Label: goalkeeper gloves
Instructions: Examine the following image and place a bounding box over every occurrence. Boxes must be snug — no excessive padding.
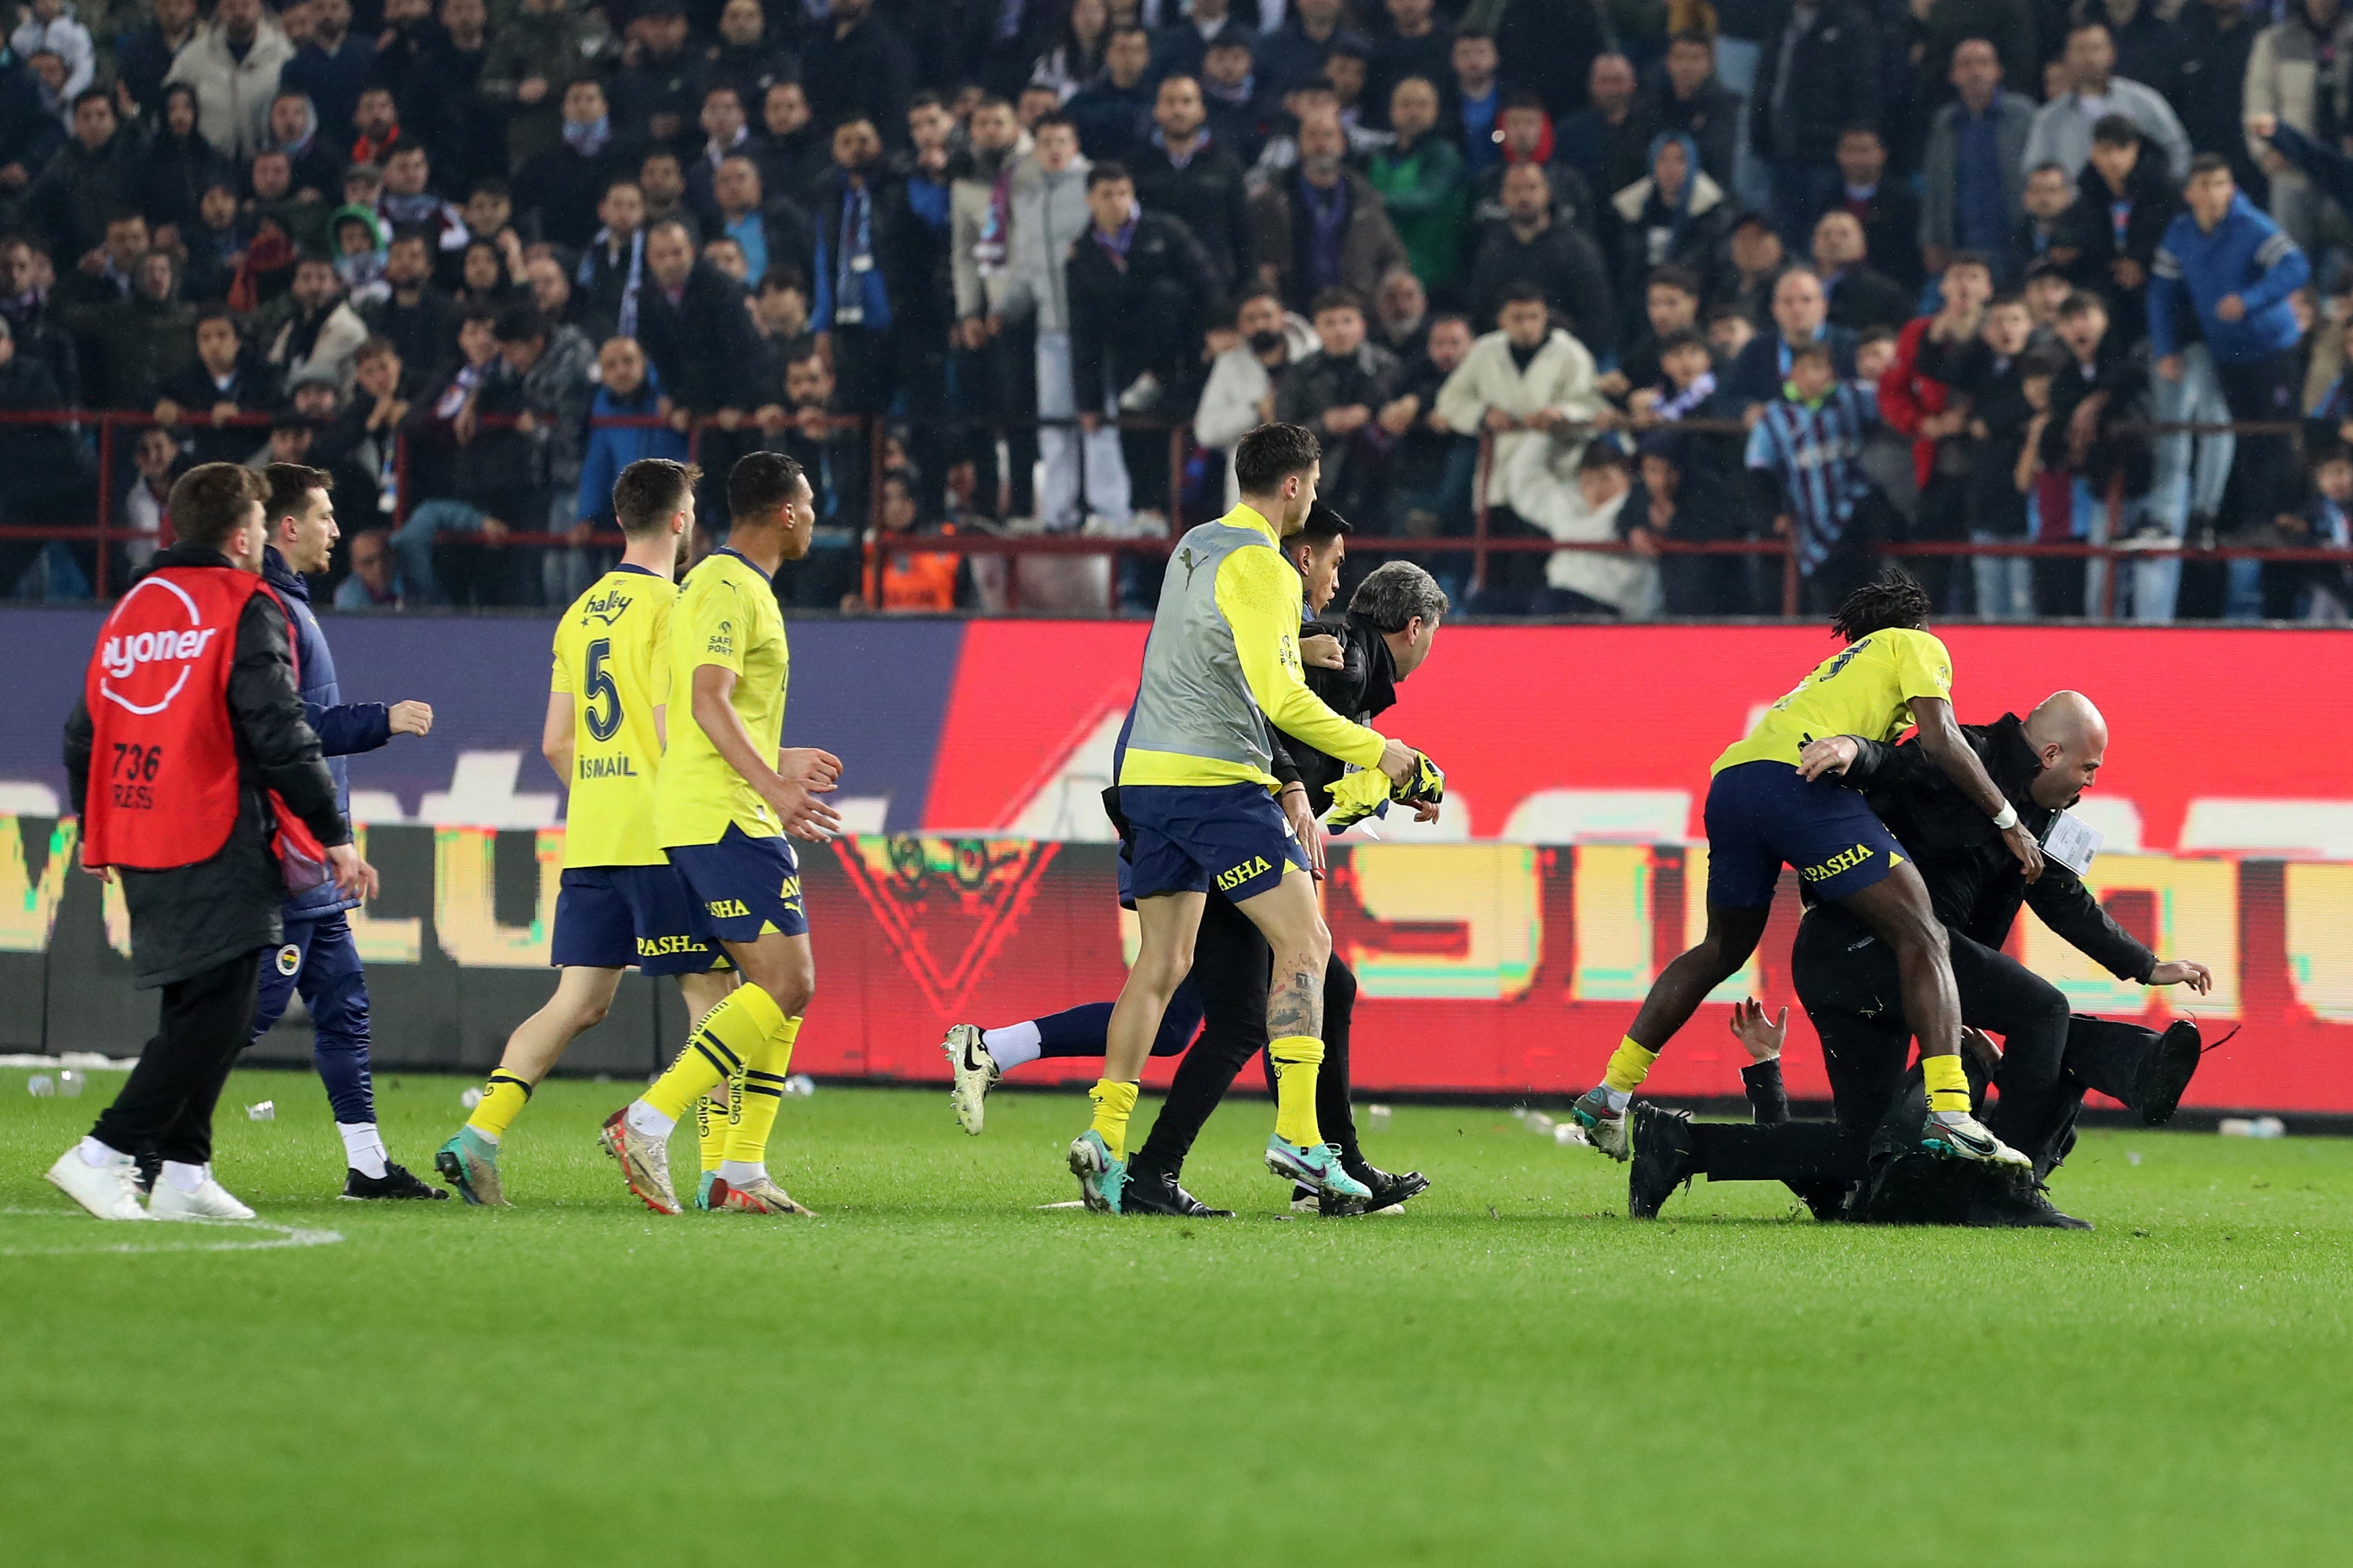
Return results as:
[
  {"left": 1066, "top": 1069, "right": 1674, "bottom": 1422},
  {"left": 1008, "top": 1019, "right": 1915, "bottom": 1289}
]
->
[{"left": 1324, "top": 750, "right": 1446, "bottom": 831}]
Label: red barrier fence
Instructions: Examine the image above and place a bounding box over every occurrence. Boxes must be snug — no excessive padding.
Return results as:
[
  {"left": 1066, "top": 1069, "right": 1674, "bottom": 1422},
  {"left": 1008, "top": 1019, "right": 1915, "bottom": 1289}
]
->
[{"left": 5, "top": 410, "right": 2350, "bottom": 615}]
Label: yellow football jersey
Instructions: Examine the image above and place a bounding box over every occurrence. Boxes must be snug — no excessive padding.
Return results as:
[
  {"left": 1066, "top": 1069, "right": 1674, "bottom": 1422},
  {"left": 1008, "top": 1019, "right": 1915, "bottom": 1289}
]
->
[
  {"left": 655, "top": 547, "right": 790, "bottom": 848},
  {"left": 1713, "top": 626, "right": 1954, "bottom": 774},
  {"left": 551, "top": 566, "right": 675, "bottom": 868}
]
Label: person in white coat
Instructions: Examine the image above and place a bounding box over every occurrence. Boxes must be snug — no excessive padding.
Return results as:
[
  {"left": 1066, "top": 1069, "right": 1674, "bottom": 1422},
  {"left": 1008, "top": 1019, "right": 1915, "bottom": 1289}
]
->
[
  {"left": 1194, "top": 286, "right": 1319, "bottom": 507},
  {"left": 1523, "top": 440, "right": 1656, "bottom": 618},
  {"left": 1433, "top": 283, "right": 1606, "bottom": 611},
  {"left": 998, "top": 111, "right": 1129, "bottom": 532},
  {"left": 9, "top": 0, "right": 94, "bottom": 105},
  {"left": 164, "top": 0, "right": 294, "bottom": 163}
]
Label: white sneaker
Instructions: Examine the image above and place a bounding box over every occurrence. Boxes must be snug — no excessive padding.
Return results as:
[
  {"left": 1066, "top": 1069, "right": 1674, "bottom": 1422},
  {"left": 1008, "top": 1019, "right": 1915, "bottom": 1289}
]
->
[
  {"left": 147, "top": 1170, "right": 258, "bottom": 1221},
  {"left": 942, "top": 1023, "right": 998, "bottom": 1135},
  {"left": 45, "top": 1145, "right": 152, "bottom": 1221}
]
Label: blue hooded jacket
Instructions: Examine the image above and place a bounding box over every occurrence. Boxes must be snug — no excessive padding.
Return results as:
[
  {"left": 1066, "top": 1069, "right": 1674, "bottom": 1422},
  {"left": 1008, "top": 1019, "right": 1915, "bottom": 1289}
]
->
[
  {"left": 2148, "top": 192, "right": 2309, "bottom": 365},
  {"left": 264, "top": 546, "right": 391, "bottom": 921},
  {"left": 576, "top": 366, "right": 692, "bottom": 525}
]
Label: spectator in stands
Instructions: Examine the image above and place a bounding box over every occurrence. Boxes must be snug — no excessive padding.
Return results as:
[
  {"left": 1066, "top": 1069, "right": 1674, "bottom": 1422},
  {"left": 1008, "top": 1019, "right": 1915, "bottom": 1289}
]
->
[
  {"left": 63, "top": 248, "right": 194, "bottom": 408},
  {"left": 0, "top": 315, "right": 91, "bottom": 580},
  {"left": 1151, "top": 0, "right": 1254, "bottom": 85},
  {"left": 56, "top": 210, "right": 147, "bottom": 310},
  {"left": 949, "top": 96, "right": 1036, "bottom": 522},
  {"left": 2023, "top": 22, "right": 2191, "bottom": 182},
  {"left": 117, "top": 0, "right": 199, "bottom": 119},
  {"left": 2271, "top": 440, "right": 2353, "bottom": 619},
  {"left": 709, "top": 156, "right": 810, "bottom": 289},
  {"left": 1276, "top": 287, "right": 1404, "bottom": 523},
  {"left": 334, "top": 525, "right": 401, "bottom": 610},
  {"left": 1629, "top": 325, "right": 1752, "bottom": 613},
  {"left": 520, "top": 79, "right": 634, "bottom": 251},
  {"left": 576, "top": 336, "right": 685, "bottom": 529},
  {"left": 802, "top": 0, "right": 915, "bottom": 149},
  {"left": 2174, "top": 0, "right": 2266, "bottom": 196},
  {"left": 862, "top": 470, "right": 964, "bottom": 611},
  {"left": 1251, "top": 109, "right": 1407, "bottom": 312},
  {"left": 1749, "top": 2, "right": 1879, "bottom": 249},
  {"left": 166, "top": 0, "right": 294, "bottom": 162},
  {"left": 1197, "top": 285, "right": 1320, "bottom": 503},
  {"left": 143, "top": 84, "right": 233, "bottom": 243},
  {"left": 1005, "top": 112, "right": 1121, "bottom": 533},
  {"left": 1374, "top": 264, "right": 1430, "bottom": 360},
  {"left": 493, "top": 302, "right": 595, "bottom": 513},
  {"left": 406, "top": 307, "right": 535, "bottom": 603},
  {"left": 1827, "top": 126, "right": 1922, "bottom": 295},
  {"left": 1367, "top": 0, "right": 1453, "bottom": 134},
  {"left": 1366, "top": 76, "right": 1468, "bottom": 289},
  {"left": 1553, "top": 57, "right": 1651, "bottom": 222},
  {"left": 423, "top": 0, "right": 503, "bottom": 196},
  {"left": 478, "top": 0, "right": 598, "bottom": 170},
  {"left": 2248, "top": 0, "right": 2353, "bottom": 255},
  {"left": 1493, "top": 0, "right": 1606, "bottom": 122},
  {"left": 1921, "top": 39, "right": 2034, "bottom": 284},
  {"left": 315, "top": 336, "right": 408, "bottom": 519},
  {"left": 1435, "top": 281, "right": 1606, "bottom": 611},
  {"left": 262, "top": 255, "right": 370, "bottom": 393},
  {"left": 10, "top": 0, "right": 90, "bottom": 107},
  {"left": 1522, "top": 440, "right": 1656, "bottom": 619},
  {"left": 573, "top": 179, "right": 648, "bottom": 342},
  {"left": 0, "top": 236, "right": 79, "bottom": 409},
  {"left": 1716, "top": 211, "right": 1787, "bottom": 327},
  {"left": 380, "top": 145, "right": 468, "bottom": 266},
  {"left": 1385, "top": 308, "right": 1478, "bottom": 578},
  {"left": 1451, "top": 26, "right": 1503, "bottom": 178},
  {"left": 1608, "top": 262, "right": 1704, "bottom": 403},
  {"left": 1470, "top": 90, "right": 1595, "bottom": 236},
  {"left": 1812, "top": 211, "right": 1911, "bottom": 333},
  {"left": 1708, "top": 301, "right": 1757, "bottom": 363},
  {"left": 1069, "top": 24, "right": 1156, "bottom": 161},
  {"left": 1130, "top": 73, "right": 1255, "bottom": 294},
  {"left": 614, "top": 1, "right": 696, "bottom": 147},
  {"left": 2055, "top": 115, "right": 2178, "bottom": 351},
  {"left": 1067, "top": 160, "right": 1216, "bottom": 517},
  {"left": 363, "top": 229, "right": 455, "bottom": 385},
  {"left": 684, "top": 84, "right": 755, "bottom": 223},
  {"left": 703, "top": 0, "right": 796, "bottom": 120},
  {"left": 1259, "top": 0, "right": 1367, "bottom": 96},
  {"left": 2040, "top": 289, "right": 2152, "bottom": 615},
  {"left": 1609, "top": 131, "right": 1731, "bottom": 316},
  {"left": 25, "top": 87, "right": 139, "bottom": 264},
  {"left": 756, "top": 80, "right": 832, "bottom": 204},
  {"left": 1647, "top": 31, "right": 1740, "bottom": 188},
  {"left": 280, "top": 0, "right": 373, "bottom": 159},
  {"left": 637, "top": 217, "right": 760, "bottom": 428},
  {"left": 1201, "top": 35, "right": 1280, "bottom": 168},
  {"left": 811, "top": 114, "right": 906, "bottom": 418},
  {"left": 1727, "top": 266, "right": 1857, "bottom": 409},
  {"left": 1879, "top": 252, "right": 1993, "bottom": 606},
  {"left": 1468, "top": 160, "right": 1615, "bottom": 349},
  {"left": 154, "top": 305, "right": 280, "bottom": 465},
  {"left": 119, "top": 425, "right": 181, "bottom": 575},
  {"left": 775, "top": 347, "right": 866, "bottom": 605},
  {"left": 1030, "top": 0, "right": 1110, "bottom": 103},
  {"left": 1746, "top": 336, "right": 1884, "bottom": 609},
  {"left": 1930, "top": 290, "right": 2041, "bottom": 620},
  {"left": 2151, "top": 155, "right": 2312, "bottom": 614}
]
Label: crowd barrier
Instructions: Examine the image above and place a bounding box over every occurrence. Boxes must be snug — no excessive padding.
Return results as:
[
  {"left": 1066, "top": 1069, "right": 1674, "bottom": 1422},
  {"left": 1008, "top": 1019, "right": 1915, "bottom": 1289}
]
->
[
  {"left": 3, "top": 615, "right": 2351, "bottom": 1112},
  {"left": 5, "top": 410, "right": 2350, "bottom": 614}
]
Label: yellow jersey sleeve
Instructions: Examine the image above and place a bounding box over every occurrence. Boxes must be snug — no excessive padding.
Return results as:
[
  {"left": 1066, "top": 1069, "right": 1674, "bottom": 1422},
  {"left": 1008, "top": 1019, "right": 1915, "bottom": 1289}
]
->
[
  {"left": 550, "top": 638, "right": 573, "bottom": 694},
  {"left": 647, "top": 595, "right": 673, "bottom": 712},
  {"left": 1213, "top": 546, "right": 1386, "bottom": 770},
  {"left": 685, "top": 577, "right": 747, "bottom": 677}
]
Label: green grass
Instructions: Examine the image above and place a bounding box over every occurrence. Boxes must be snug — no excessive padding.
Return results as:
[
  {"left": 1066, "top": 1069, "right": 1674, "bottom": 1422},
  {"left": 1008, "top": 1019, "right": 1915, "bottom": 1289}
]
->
[{"left": 4, "top": 1068, "right": 2351, "bottom": 1567}]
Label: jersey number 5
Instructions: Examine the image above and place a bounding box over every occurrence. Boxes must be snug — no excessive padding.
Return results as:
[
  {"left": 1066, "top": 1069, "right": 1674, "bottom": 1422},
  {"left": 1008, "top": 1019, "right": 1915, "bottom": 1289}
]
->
[{"left": 584, "top": 638, "right": 624, "bottom": 743}]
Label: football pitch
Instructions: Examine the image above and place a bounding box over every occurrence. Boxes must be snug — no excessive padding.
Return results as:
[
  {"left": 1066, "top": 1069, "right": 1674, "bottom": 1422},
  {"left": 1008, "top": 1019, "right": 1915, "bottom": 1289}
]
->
[{"left": 5, "top": 1069, "right": 2350, "bottom": 1567}]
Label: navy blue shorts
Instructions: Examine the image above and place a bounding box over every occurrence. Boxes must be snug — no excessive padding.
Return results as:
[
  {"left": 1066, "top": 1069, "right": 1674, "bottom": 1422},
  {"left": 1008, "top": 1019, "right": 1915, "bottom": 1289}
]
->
[
  {"left": 551, "top": 866, "right": 725, "bottom": 976},
  {"left": 1121, "top": 782, "right": 1308, "bottom": 903},
  {"left": 1703, "top": 760, "right": 1907, "bottom": 910},
  {"left": 665, "top": 823, "right": 809, "bottom": 944}
]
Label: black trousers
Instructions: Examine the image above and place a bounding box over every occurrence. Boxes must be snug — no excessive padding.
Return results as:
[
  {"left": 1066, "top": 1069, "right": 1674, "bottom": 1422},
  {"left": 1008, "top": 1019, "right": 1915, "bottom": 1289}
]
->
[
  {"left": 1131, "top": 892, "right": 1360, "bottom": 1181},
  {"left": 2215, "top": 349, "right": 2302, "bottom": 531},
  {"left": 88, "top": 947, "right": 266, "bottom": 1166},
  {"left": 953, "top": 317, "right": 1038, "bottom": 518}
]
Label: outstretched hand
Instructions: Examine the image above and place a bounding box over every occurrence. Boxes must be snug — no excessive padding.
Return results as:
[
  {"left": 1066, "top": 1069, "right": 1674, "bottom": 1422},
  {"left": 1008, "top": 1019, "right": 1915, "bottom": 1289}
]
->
[{"left": 1727, "top": 997, "right": 1786, "bottom": 1063}]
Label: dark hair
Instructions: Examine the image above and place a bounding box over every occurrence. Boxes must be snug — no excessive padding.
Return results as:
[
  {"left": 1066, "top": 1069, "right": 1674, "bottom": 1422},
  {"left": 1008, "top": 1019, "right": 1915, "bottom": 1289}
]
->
[
  {"left": 1646, "top": 264, "right": 1702, "bottom": 300},
  {"left": 1349, "top": 561, "right": 1449, "bottom": 632},
  {"left": 1985, "top": 290, "right": 2028, "bottom": 313},
  {"left": 614, "top": 459, "right": 700, "bottom": 535},
  {"left": 1455, "top": 25, "right": 1493, "bottom": 43},
  {"left": 2015, "top": 348, "right": 2068, "bottom": 381},
  {"left": 1033, "top": 110, "right": 1077, "bottom": 135},
  {"left": 262, "top": 462, "right": 332, "bottom": 524},
  {"left": 1830, "top": 567, "right": 1932, "bottom": 642},
  {"left": 1309, "top": 286, "right": 1365, "bottom": 318},
  {"left": 703, "top": 82, "right": 743, "bottom": 107},
  {"left": 2056, "top": 289, "right": 2108, "bottom": 321},
  {"left": 908, "top": 90, "right": 946, "bottom": 115},
  {"left": 2189, "top": 151, "right": 2232, "bottom": 181},
  {"left": 194, "top": 304, "right": 238, "bottom": 334},
  {"left": 167, "top": 463, "right": 269, "bottom": 550},
  {"left": 728, "top": 448, "right": 807, "bottom": 523},
  {"left": 493, "top": 304, "right": 548, "bottom": 344},
  {"left": 602, "top": 177, "right": 643, "bottom": 200},
  {"left": 1109, "top": 22, "right": 1149, "bottom": 44},
  {"left": 1857, "top": 325, "right": 1899, "bottom": 349},
  {"left": 73, "top": 86, "right": 113, "bottom": 113},
  {"left": 2091, "top": 113, "right": 2141, "bottom": 149},
  {"left": 1787, "top": 339, "right": 1834, "bottom": 371},
  {"left": 1501, "top": 90, "right": 1549, "bottom": 115},
  {"left": 1837, "top": 124, "right": 1882, "bottom": 147},
  {"left": 1703, "top": 302, "right": 1751, "bottom": 325},
  {"left": 1667, "top": 28, "right": 1714, "bottom": 49},
  {"left": 759, "top": 266, "right": 809, "bottom": 294},
  {"left": 1296, "top": 501, "right": 1353, "bottom": 545},
  {"left": 1232, "top": 422, "right": 1322, "bottom": 493},
  {"left": 468, "top": 177, "right": 511, "bottom": 200},
  {"left": 1658, "top": 325, "right": 1709, "bottom": 356},
  {"left": 1577, "top": 442, "right": 1631, "bottom": 474},
  {"left": 1500, "top": 281, "right": 1549, "bottom": 309},
  {"left": 1086, "top": 160, "right": 1132, "bottom": 188},
  {"left": 2313, "top": 442, "right": 2353, "bottom": 469}
]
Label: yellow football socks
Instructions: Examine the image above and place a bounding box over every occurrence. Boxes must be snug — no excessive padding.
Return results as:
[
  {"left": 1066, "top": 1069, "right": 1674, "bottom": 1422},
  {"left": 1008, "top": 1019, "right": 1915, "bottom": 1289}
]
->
[
  {"left": 1088, "top": 1078, "right": 1139, "bottom": 1162},
  {"left": 465, "top": 1073, "right": 532, "bottom": 1141},
  {"left": 724, "top": 1016, "right": 804, "bottom": 1168},
  {"left": 1269, "top": 1034, "right": 1325, "bottom": 1147},
  {"left": 1924, "top": 1052, "right": 1972, "bottom": 1116},
  {"left": 1603, "top": 1037, "right": 1659, "bottom": 1095},
  {"left": 644, "top": 982, "right": 785, "bottom": 1122},
  {"left": 695, "top": 1077, "right": 737, "bottom": 1173}
]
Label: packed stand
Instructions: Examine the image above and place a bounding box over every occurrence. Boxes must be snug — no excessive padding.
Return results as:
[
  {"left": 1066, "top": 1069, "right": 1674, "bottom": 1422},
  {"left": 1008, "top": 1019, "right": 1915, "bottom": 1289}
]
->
[{"left": 2, "top": 0, "right": 2350, "bottom": 620}]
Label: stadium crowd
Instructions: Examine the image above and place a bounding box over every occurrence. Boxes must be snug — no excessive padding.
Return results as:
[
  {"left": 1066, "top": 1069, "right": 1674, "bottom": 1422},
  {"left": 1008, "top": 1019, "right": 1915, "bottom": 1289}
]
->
[{"left": 4, "top": 0, "right": 2353, "bottom": 619}]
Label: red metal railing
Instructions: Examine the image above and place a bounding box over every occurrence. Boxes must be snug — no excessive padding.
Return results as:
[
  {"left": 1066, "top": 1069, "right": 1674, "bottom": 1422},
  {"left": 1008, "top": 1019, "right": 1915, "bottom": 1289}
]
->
[{"left": 7, "top": 409, "right": 2352, "bottom": 616}]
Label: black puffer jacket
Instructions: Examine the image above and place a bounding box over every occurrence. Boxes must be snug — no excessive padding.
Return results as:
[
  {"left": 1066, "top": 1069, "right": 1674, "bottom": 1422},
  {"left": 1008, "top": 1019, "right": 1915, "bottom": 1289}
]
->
[
  {"left": 63, "top": 544, "right": 347, "bottom": 988},
  {"left": 1836, "top": 712, "right": 2155, "bottom": 984}
]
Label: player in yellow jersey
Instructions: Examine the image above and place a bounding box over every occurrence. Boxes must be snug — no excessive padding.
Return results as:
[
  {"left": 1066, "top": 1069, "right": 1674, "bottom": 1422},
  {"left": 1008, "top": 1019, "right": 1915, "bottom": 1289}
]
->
[
  {"left": 601, "top": 451, "right": 843, "bottom": 1217},
  {"left": 1569, "top": 570, "right": 2045, "bottom": 1169},
  {"left": 436, "top": 460, "right": 739, "bottom": 1206}
]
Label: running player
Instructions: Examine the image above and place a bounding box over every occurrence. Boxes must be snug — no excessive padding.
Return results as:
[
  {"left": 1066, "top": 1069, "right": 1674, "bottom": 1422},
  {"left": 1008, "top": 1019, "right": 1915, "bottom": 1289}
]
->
[
  {"left": 1570, "top": 569, "right": 2040, "bottom": 1169},
  {"left": 600, "top": 452, "right": 843, "bottom": 1217},
  {"left": 1068, "top": 423, "right": 1422, "bottom": 1214},
  {"left": 436, "top": 459, "right": 739, "bottom": 1207}
]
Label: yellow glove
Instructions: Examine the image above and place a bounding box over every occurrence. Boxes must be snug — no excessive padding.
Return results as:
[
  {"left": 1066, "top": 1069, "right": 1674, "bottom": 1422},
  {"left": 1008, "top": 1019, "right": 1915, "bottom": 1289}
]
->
[{"left": 1323, "top": 751, "right": 1446, "bottom": 831}]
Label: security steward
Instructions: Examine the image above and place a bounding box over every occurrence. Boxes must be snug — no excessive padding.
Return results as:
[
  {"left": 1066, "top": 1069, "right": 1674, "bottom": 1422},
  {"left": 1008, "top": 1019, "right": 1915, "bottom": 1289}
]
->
[
  {"left": 1631, "top": 691, "right": 2214, "bottom": 1228},
  {"left": 46, "top": 463, "right": 373, "bottom": 1223}
]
